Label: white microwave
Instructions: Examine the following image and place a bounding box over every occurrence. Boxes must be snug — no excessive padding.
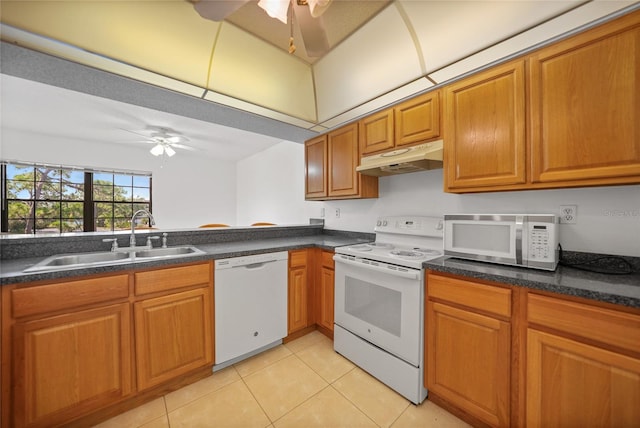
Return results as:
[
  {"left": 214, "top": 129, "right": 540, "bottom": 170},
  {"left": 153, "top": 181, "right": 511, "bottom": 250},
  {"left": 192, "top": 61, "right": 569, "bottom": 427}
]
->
[{"left": 444, "top": 214, "right": 559, "bottom": 271}]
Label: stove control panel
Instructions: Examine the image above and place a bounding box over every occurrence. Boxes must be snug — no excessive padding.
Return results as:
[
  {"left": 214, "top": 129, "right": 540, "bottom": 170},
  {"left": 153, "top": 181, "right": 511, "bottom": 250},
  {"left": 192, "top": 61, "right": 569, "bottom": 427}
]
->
[{"left": 375, "top": 216, "right": 443, "bottom": 237}]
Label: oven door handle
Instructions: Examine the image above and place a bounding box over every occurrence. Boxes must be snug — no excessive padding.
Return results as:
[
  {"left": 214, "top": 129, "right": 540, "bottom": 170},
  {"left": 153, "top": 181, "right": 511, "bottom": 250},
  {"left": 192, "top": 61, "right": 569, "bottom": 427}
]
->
[{"left": 333, "top": 255, "right": 420, "bottom": 280}]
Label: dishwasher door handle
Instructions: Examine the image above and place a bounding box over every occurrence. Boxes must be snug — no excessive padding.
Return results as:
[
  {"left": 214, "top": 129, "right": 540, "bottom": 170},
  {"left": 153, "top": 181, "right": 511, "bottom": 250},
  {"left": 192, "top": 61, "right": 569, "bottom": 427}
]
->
[{"left": 237, "top": 260, "right": 277, "bottom": 270}]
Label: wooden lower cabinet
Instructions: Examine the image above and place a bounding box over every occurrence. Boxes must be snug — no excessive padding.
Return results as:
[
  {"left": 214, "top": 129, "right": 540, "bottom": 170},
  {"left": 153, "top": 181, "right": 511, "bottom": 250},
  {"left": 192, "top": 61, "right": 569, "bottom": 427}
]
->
[
  {"left": 426, "top": 273, "right": 511, "bottom": 427},
  {"left": 135, "top": 287, "right": 213, "bottom": 390},
  {"left": 426, "top": 271, "right": 640, "bottom": 428},
  {"left": 2, "top": 262, "right": 215, "bottom": 428},
  {"left": 316, "top": 250, "right": 335, "bottom": 337},
  {"left": 133, "top": 263, "right": 214, "bottom": 391},
  {"left": 527, "top": 329, "right": 640, "bottom": 427},
  {"left": 13, "top": 303, "right": 132, "bottom": 428},
  {"left": 2, "top": 274, "right": 133, "bottom": 428},
  {"left": 288, "top": 249, "right": 310, "bottom": 335},
  {"left": 526, "top": 293, "right": 640, "bottom": 428}
]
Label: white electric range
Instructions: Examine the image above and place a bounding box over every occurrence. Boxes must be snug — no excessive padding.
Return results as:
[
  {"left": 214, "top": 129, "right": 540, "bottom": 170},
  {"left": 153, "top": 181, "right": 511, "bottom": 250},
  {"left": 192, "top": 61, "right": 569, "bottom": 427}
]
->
[{"left": 333, "top": 216, "right": 444, "bottom": 404}]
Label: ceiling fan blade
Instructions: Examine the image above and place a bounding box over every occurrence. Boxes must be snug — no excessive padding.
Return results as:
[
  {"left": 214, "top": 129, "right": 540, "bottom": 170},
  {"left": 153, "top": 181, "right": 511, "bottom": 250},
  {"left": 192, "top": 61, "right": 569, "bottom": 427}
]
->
[
  {"left": 119, "top": 128, "right": 153, "bottom": 139},
  {"left": 167, "top": 135, "right": 189, "bottom": 144},
  {"left": 292, "top": 1, "right": 330, "bottom": 57},
  {"left": 191, "top": 0, "right": 250, "bottom": 21},
  {"left": 173, "top": 143, "right": 198, "bottom": 151}
]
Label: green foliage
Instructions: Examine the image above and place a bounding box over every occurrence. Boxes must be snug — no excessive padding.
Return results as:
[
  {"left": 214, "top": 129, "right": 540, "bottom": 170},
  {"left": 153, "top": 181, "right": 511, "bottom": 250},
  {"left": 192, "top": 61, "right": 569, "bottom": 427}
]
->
[{"left": 4, "top": 165, "right": 151, "bottom": 234}]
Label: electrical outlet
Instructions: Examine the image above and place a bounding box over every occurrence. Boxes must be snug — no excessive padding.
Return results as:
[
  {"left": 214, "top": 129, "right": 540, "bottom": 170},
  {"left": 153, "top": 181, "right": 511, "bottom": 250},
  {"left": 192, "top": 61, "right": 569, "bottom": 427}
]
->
[
  {"left": 335, "top": 208, "right": 341, "bottom": 218},
  {"left": 560, "top": 205, "right": 577, "bottom": 224}
]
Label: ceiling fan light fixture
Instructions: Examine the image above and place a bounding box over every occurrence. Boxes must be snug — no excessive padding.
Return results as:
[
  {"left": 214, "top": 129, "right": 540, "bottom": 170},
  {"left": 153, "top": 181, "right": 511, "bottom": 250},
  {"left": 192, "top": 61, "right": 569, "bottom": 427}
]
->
[
  {"left": 258, "top": 0, "right": 290, "bottom": 24},
  {"left": 150, "top": 143, "right": 164, "bottom": 156},
  {"left": 164, "top": 145, "right": 176, "bottom": 157}
]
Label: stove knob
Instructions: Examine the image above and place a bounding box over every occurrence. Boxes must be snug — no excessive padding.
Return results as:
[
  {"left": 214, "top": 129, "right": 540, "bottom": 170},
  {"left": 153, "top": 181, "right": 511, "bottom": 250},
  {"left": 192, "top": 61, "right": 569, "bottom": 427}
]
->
[
  {"left": 376, "top": 220, "right": 382, "bottom": 226},
  {"left": 383, "top": 220, "right": 388, "bottom": 226}
]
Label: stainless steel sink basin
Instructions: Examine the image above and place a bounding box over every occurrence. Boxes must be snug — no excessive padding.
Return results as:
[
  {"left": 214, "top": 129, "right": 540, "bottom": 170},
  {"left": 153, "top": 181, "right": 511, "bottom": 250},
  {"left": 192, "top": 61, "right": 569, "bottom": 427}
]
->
[
  {"left": 24, "top": 251, "right": 132, "bottom": 272},
  {"left": 23, "top": 245, "right": 205, "bottom": 273},
  {"left": 43, "top": 251, "right": 130, "bottom": 266},
  {"left": 134, "top": 246, "right": 205, "bottom": 258}
]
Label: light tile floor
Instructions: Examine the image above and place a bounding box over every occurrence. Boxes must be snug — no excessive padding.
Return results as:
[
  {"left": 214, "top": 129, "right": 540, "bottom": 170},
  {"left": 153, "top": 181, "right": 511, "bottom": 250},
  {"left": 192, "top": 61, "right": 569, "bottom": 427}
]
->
[{"left": 95, "top": 331, "right": 471, "bottom": 428}]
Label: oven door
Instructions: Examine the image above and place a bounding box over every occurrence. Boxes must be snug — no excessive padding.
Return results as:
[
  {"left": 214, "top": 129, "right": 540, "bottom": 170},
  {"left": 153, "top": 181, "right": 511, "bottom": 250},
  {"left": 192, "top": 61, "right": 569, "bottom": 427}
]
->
[{"left": 333, "top": 254, "right": 423, "bottom": 367}]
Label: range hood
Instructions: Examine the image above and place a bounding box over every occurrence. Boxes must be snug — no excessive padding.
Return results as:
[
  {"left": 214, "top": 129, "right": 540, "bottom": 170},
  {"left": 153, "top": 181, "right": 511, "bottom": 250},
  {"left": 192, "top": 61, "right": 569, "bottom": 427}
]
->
[{"left": 356, "top": 140, "right": 444, "bottom": 177}]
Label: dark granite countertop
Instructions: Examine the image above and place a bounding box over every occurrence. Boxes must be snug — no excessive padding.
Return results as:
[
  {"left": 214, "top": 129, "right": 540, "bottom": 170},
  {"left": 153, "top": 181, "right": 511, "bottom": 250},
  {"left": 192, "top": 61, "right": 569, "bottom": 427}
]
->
[
  {"left": 425, "top": 256, "right": 640, "bottom": 309},
  {"left": 0, "top": 234, "right": 371, "bottom": 285}
]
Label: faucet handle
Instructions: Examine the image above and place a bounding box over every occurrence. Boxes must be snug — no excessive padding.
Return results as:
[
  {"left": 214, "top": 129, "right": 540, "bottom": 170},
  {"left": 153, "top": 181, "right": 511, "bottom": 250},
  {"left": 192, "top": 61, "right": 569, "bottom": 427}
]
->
[
  {"left": 102, "top": 238, "right": 119, "bottom": 252},
  {"left": 162, "top": 232, "right": 168, "bottom": 248},
  {"left": 146, "top": 236, "right": 160, "bottom": 249}
]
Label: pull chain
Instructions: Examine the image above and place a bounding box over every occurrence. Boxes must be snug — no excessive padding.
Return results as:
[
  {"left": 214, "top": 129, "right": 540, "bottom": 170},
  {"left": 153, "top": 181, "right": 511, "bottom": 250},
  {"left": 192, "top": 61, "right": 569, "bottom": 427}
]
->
[{"left": 288, "top": 1, "right": 296, "bottom": 54}]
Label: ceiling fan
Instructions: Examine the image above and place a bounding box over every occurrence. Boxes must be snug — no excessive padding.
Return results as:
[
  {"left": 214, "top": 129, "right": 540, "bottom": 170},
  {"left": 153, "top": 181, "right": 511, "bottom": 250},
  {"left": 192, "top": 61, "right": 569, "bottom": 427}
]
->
[
  {"left": 121, "top": 126, "right": 197, "bottom": 158},
  {"left": 190, "top": 0, "right": 333, "bottom": 56}
]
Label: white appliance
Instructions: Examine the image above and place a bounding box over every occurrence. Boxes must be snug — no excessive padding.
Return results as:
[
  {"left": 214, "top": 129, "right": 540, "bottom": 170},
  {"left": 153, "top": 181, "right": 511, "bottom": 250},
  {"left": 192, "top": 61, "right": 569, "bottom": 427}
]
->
[
  {"left": 214, "top": 251, "right": 288, "bottom": 368},
  {"left": 333, "top": 215, "right": 444, "bottom": 404},
  {"left": 444, "top": 214, "right": 559, "bottom": 271}
]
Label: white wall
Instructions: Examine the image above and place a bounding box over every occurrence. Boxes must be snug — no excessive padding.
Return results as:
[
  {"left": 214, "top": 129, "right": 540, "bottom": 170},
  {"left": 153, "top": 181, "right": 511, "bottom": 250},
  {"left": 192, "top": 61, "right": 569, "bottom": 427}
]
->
[
  {"left": 236, "top": 141, "right": 317, "bottom": 226},
  {"left": 0, "top": 128, "right": 237, "bottom": 229},
  {"left": 238, "top": 144, "right": 640, "bottom": 257}
]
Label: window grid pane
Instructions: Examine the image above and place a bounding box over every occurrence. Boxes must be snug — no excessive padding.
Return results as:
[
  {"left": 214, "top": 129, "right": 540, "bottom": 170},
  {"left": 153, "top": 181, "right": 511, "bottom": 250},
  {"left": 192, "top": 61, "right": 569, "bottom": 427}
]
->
[{"left": 2, "top": 163, "right": 151, "bottom": 234}]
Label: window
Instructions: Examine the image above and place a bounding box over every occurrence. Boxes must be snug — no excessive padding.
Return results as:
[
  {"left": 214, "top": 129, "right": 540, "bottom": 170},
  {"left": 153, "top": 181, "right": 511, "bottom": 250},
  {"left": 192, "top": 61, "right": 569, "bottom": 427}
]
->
[{"left": 1, "top": 162, "right": 152, "bottom": 234}]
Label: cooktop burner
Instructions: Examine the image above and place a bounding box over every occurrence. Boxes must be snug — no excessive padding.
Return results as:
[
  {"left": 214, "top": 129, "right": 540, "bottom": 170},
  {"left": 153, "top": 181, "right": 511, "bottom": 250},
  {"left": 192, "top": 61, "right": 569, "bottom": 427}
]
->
[
  {"left": 336, "top": 215, "right": 445, "bottom": 269},
  {"left": 389, "top": 249, "right": 432, "bottom": 259}
]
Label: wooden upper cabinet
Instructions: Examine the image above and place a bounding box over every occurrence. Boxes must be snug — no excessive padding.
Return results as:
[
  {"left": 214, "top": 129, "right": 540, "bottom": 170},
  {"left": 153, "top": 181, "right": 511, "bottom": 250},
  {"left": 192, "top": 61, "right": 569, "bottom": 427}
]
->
[
  {"left": 444, "top": 59, "right": 527, "bottom": 191},
  {"left": 529, "top": 11, "right": 640, "bottom": 187},
  {"left": 305, "top": 123, "right": 377, "bottom": 200},
  {"left": 328, "top": 123, "right": 359, "bottom": 197},
  {"left": 304, "top": 135, "right": 327, "bottom": 199},
  {"left": 395, "top": 91, "right": 441, "bottom": 147},
  {"left": 444, "top": 10, "right": 640, "bottom": 193},
  {"left": 359, "top": 109, "right": 394, "bottom": 155},
  {"left": 359, "top": 91, "right": 441, "bottom": 156}
]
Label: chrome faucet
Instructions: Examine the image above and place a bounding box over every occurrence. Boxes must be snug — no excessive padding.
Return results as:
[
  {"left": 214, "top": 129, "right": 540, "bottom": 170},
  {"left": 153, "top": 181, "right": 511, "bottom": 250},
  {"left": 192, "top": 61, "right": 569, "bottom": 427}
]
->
[{"left": 130, "top": 209, "right": 155, "bottom": 247}]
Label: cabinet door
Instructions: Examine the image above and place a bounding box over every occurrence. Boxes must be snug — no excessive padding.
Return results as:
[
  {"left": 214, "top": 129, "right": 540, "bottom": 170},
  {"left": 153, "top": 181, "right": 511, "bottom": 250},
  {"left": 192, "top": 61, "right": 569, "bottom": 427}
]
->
[
  {"left": 359, "top": 109, "right": 394, "bottom": 155},
  {"left": 328, "top": 123, "right": 360, "bottom": 197},
  {"left": 317, "top": 252, "right": 335, "bottom": 334},
  {"left": 444, "top": 60, "right": 526, "bottom": 191},
  {"left": 395, "top": 91, "right": 440, "bottom": 146},
  {"left": 13, "top": 303, "right": 132, "bottom": 427},
  {"left": 527, "top": 329, "right": 640, "bottom": 427},
  {"left": 318, "top": 267, "right": 334, "bottom": 332},
  {"left": 529, "top": 12, "right": 640, "bottom": 186},
  {"left": 305, "top": 135, "right": 327, "bottom": 199},
  {"left": 288, "top": 250, "right": 308, "bottom": 334},
  {"left": 427, "top": 301, "right": 510, "bottom": 427},
  {"left": 135, "top": 288, "right": 213, "bottom": 390}
]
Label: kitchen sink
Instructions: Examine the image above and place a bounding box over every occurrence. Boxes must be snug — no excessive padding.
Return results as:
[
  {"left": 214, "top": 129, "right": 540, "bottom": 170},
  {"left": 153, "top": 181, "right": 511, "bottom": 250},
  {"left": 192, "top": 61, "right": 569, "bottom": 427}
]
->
[
  {"left": 23, "top": 245, "right": 205, "bottom": 273},
  {"left": 134, "top": 246, "right": 205, "bottom": 258}
]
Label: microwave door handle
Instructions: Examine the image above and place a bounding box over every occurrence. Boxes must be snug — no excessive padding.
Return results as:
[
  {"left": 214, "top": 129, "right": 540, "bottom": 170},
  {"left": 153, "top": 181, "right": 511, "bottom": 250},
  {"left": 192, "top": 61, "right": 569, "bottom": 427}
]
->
[{"left": 515, "top": 216, "right": 524, "bottom": 265}]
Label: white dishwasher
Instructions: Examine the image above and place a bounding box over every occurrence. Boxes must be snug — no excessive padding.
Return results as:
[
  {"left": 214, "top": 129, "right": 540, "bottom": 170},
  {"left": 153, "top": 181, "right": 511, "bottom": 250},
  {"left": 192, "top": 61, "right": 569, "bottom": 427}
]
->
[{"left": 214, "top": 251, "right": 288, "bottom": 368}]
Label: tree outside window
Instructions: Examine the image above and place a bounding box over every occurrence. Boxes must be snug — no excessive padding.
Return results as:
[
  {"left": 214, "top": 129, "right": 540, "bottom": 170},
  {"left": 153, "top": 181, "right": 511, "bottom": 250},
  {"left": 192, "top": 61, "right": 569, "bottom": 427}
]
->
[{"left": 2, "top": 163, "right": 151, "bottom": 234}]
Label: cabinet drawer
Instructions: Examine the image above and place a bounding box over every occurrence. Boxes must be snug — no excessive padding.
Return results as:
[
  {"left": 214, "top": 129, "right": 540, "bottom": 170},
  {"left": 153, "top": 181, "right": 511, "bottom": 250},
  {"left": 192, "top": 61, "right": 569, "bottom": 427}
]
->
[
  {"left": 135, "top": 263, "right": 211, "bottom": 296},
  {"left": 289, "top": 249, "right": 307, "bottom": 268},
  {"left": 528, "top": 293, "right": 640, "bottom": 353},
  {"left": 321, "top": 251, "right": 334, "bottom": 269},
  {"left": 427, "top": 273, "right": 511, "bottom": 318},
  {"left": 11, "top": 274, "right": 130, "bottom": 318}
]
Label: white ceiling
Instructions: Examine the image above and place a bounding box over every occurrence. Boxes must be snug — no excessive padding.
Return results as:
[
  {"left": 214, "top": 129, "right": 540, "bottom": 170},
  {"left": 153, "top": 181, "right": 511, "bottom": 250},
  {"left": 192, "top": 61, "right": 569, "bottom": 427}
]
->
[{"left": 0, "top": 74, "right": 285, "bottom": 161}]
